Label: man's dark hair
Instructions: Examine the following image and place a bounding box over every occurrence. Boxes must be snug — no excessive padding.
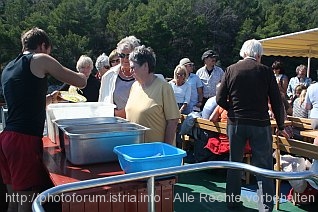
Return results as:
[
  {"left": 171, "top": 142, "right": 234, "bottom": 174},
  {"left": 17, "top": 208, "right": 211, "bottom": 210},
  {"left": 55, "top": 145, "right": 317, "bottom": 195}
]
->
[{"left": 21, "top": 27, "right": 52, "bottom": 51}]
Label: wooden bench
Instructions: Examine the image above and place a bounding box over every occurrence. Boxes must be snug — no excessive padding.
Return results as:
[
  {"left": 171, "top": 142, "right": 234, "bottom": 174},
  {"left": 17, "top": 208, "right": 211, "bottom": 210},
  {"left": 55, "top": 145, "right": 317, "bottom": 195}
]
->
[
  {"left": 180, "top": 115, "right": 317, "bottom": 208},
  {"left": 300, "top": 129, "right": 318, "bottom": 139},
  {"left": 287, "top": 116, "right": 312, "bottom": 130},
  {"left": 272, "top": 135, "right": 318, "bottom": 209},
  {"left": 287, "top": 115, "right": 313, "bottom": 141},
  {"left": 179, "top": 115, "right": 252, "bottom": 184}
]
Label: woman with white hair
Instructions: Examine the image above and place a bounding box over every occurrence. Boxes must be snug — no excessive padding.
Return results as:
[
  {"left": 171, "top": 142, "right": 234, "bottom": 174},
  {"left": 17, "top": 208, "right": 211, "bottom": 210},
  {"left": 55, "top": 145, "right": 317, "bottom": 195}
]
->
[
  {"left": 287, "top": 64, "right": 312, "bottom": 99},
  {"left": 99, "top": 36, "right": 141, "bottom": 118},
  {"left": 60, "top": 55, "right": 100, "bottom": 102},
  {"left": 95, "top": 53, "right": 110, "bottom": 80}
]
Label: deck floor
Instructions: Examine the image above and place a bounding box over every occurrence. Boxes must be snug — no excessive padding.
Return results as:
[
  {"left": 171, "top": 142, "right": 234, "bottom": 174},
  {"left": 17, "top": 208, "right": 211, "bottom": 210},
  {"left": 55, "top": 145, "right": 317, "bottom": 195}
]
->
[{"left": 174, "top": 169, "right": 317, "bottom": 212}]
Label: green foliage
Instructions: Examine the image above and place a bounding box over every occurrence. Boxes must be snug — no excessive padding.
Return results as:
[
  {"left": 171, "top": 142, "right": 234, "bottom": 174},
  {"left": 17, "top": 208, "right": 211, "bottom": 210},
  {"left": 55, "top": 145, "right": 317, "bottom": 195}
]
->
[{"left": 0, "top": 0, "right": 317, "bottom": 81}]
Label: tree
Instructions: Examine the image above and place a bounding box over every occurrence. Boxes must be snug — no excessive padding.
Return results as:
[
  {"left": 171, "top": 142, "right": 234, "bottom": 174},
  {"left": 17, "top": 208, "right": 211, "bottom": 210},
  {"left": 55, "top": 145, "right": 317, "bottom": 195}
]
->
[{"left": 0, "top": 0, "right": 317, "bottom": 80}]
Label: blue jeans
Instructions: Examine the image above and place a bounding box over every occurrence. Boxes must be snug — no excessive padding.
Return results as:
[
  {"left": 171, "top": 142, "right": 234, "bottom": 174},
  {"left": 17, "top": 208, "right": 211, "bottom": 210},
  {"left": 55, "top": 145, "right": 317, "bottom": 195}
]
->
[{"left": 226, "top": 124, "right": 274, "bottom": 211}]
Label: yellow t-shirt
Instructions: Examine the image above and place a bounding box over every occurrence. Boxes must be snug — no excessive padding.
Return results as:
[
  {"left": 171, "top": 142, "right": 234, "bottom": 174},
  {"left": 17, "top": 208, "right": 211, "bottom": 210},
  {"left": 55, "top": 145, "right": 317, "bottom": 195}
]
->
[{"left": 126, "top": 77, "right": 180, "bottom": 142}]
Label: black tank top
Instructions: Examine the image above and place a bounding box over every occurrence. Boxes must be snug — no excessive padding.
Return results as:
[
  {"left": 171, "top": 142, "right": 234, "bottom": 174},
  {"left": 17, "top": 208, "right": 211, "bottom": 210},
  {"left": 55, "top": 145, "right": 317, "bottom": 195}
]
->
[{"left": 1, "top": 53, "right": 47, "bottom": 137}]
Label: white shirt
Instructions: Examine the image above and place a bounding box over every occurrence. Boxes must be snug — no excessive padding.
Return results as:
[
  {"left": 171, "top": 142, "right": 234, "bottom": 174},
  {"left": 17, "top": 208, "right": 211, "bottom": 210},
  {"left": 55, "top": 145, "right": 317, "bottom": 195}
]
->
[
  {"left": 169, "top": 81, "right": 191, "bottom": 104},
  {"left": 98, "top": 65, "right": 120, "bottom": 103},
  {"left": 196, "top": 65, "right": 224, "bottom": 98},
  {"left": 305, "top": 82, "right": 318, "bottom": 118}
]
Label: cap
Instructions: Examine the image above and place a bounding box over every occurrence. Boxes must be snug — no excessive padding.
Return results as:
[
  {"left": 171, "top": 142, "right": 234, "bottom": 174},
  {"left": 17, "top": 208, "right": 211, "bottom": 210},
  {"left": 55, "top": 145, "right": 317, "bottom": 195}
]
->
[
  {"left": 179, "top": 58, "right": 194, "bottom": 66},
  {"left": 95, "top": 53, "right": 110, "bottom": 71},
  {"left": 201, "top": 50, "right": 219, "bottom": 61}
]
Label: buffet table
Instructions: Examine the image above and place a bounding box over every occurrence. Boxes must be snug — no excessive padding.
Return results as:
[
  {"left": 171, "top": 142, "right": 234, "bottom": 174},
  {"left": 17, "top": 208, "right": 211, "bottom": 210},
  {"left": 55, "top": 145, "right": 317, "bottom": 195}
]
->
[{"left": 42, "top": 137, "right": 176, "bottom": 212}]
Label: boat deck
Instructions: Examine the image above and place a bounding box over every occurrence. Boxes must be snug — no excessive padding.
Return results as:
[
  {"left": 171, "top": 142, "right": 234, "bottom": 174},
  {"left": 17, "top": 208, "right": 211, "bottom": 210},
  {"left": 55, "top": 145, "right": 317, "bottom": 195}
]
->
[
  {"left": 0, "top": 120, "right": 317, "bottom": 211},
  {"left": 174, "top": 167, "right": 317, "bottom": 211}
]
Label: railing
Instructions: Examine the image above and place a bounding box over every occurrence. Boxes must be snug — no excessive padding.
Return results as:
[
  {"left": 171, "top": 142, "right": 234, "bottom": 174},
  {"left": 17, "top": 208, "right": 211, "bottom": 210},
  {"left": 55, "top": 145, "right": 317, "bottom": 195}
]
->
[{"left": 32, "top": 161, "right": 318, "bottom": 212}]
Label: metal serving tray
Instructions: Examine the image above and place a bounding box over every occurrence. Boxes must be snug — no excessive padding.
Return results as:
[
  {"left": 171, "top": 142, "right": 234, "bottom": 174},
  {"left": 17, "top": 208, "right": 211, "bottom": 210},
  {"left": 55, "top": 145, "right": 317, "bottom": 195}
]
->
[
  {"left": 46, "top": 102, "right": 115, "bottom": 143},
  {"left": 52, "top": 117, "right": 128, "bottom": 149},
  {"left": 53, "top": 117, "right": 128, "bottom": 126},
  {"left": 60, "top": 123, "right": 149, "bottom": 165}
]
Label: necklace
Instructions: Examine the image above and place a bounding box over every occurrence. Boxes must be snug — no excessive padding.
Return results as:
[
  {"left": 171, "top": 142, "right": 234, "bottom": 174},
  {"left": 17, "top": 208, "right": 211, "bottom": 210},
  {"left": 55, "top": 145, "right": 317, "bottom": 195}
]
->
[{"left": 121, "top": 69, "right": 134, "bottom": 78}]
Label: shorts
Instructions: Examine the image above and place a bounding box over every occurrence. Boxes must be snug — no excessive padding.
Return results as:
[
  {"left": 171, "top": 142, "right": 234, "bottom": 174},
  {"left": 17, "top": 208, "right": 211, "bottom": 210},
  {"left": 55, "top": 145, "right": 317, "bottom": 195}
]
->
[{"left": 0, "top": 131, "right": 50, "bottom": 191}]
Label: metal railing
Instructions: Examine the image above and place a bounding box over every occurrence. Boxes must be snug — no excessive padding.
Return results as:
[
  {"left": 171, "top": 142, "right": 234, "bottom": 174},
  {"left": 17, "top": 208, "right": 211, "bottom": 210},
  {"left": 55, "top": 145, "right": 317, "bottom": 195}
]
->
[{"left": 32, "top": 161, "right": 318, "bottom": 212}]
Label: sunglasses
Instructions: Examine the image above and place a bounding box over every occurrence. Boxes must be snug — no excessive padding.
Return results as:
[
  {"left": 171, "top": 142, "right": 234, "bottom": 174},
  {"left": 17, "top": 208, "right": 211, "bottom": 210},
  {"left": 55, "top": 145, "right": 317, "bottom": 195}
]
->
[
  {"left": 110, "top": 59, "right": 120, "bottom": 63},
  {"left": 176, "top": 73, "right": 185, "bottom": 77},
  {"left": 104, "top": 66, "right": 110, "bottom": 69},
  {"left": 118, "top": 53, "right": 130, "bottom": 59}
]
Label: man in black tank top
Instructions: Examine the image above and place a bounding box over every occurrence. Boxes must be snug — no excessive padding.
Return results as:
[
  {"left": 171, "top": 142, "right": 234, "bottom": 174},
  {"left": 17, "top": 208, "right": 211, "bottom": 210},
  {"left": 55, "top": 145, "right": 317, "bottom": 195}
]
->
[{"left": 0, "top": 27, "right": 87, "bottom": 211}]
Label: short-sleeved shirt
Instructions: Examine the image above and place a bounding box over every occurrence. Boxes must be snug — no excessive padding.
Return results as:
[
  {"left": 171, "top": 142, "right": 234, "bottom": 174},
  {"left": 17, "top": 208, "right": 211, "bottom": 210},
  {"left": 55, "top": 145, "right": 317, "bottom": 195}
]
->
[
  {"left": 305, "top": 83, "right": 318, "bottom": 118},
  {"left": 169, "top": 81, "right": 191, "bottom": 104},
  {"left": 293, "top": 98, "right": 308, "bottom": 118},
  {"left": 287, "top": 76, "right": 312, "bottom": 98},
  {"left": 187, "top": 73, "right": 203, "bottom": 104},
  {"left": 196, "top": 65, "right": 224, "bottom": 98},
  {"left": 126, "top": 77, "right": 180, "bottom": 142}
]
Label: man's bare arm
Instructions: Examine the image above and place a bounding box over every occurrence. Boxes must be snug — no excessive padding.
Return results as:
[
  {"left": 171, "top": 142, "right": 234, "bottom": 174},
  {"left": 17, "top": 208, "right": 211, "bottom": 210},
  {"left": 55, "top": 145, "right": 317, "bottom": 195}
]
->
[{"left": 30, "top": 53, "right": 87, "bottom": 88}]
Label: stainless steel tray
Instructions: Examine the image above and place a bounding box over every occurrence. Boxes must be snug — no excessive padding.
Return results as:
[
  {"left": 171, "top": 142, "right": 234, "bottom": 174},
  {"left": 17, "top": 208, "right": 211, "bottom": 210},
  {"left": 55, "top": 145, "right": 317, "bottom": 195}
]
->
[
  {"left": 61, "top": 123, "right": 149, "bottom": 165},
  {"left": 53, "top": 117, "right": 128, "bottom": 127},
  {"left": 61, "top": 123, "right": 148, "bottom": 138},
  {"left": 52, "top": 117, "right": 128, "bottom": 149}
]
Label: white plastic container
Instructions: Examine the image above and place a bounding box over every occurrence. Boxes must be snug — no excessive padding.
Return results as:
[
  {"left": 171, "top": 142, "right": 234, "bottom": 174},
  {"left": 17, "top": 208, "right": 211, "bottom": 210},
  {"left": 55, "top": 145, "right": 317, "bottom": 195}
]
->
[{"left": 46, "top": 102, "right": 116, "bottom": 143}]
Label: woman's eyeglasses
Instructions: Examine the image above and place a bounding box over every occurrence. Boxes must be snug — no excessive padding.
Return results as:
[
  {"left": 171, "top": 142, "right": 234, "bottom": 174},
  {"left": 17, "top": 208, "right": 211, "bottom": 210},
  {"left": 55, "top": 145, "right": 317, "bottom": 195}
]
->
[
  {"left": 110, "top": 59, "right": 120, "bottom": 63},
  {"left": 118, "top": 53, "right": 130, "bottom": 59}
]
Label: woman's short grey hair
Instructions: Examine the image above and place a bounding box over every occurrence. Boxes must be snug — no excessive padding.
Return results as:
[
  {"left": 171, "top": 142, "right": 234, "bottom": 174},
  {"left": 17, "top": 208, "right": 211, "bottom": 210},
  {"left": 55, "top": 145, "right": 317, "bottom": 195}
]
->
[
  {"left": 239, "top": 39, "right": 263, "bottom": 58},
  {"left": 117, "top": 35, "right": 141, "bottom": 53},
  {"left": 296, "top": 64, "right": 307, "bottom": 74},
  {"left": 76, "top": 55, "right": 93, "bottom": 72},
  {"left": 95, "top": 53, "right": 109, "bottom": 71},
  {"left": 129, "top": 45, "right": 156, "bottom": 73}
]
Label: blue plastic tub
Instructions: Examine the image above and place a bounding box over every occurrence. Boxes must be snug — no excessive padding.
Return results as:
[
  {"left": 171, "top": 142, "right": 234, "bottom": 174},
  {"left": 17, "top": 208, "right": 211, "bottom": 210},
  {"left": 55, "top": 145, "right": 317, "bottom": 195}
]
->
[{"left": 113, "top": 142, "right": 187, "bottom": 173}]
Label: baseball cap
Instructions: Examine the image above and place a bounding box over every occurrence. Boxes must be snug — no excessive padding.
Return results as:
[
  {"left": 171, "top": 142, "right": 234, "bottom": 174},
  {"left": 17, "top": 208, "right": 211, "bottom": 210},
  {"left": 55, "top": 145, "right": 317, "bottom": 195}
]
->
[
  {"left": 179, "top": 58, "right": 194, "bottom": 66},
  {"left": 201, "top": 50, "right": 219, "bottom": 61}
]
